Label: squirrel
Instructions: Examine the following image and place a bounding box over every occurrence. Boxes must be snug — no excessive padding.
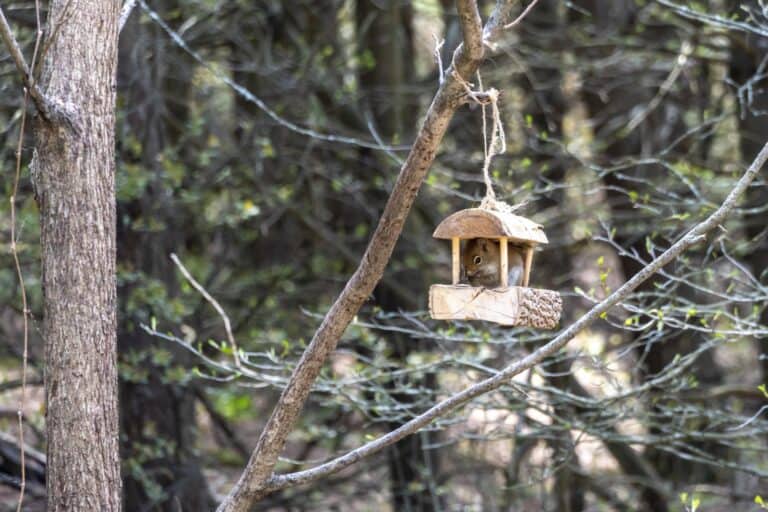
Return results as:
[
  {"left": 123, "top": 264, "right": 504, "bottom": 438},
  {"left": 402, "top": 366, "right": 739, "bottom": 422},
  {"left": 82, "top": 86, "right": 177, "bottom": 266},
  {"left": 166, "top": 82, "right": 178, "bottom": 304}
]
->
[{"left": 462, "top": 238, "right": 524, "bottom": 287}]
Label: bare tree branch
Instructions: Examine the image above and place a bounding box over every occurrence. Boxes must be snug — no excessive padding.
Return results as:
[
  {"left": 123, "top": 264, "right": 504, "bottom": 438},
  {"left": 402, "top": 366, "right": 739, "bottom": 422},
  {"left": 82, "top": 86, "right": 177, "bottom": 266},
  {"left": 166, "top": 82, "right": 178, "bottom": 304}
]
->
[
  {"left": 8, "top": 2, "right": 43, "bottom": 509},
  {"left": 0, "top": 6, "right": 52, "bottom": 120},
  {"left": 118, "top": 0, "right": 137, "bottom": 33},
  {"left": 0, "top": 379, "right": 42, "bottom": 394},
  {"left": 216, "top": 1, "right": 517, "bottom": 510},
  {"left": 0, "top": 7, "right": 32, "bottom": 86},
  {"left": 456, "top": 0, "right": 484, "bottom": 63},
  {"left": 0, "top": 430, "right": 45, "bottom": 498},
  {"left": 504, "top": 0, "right": 541, "bottom": 29},
  {"left": 170, "top": 253, "right": 241, "bottom": 369},
  {"left": 137, "top": 0, "right": 408, "bottom": 152},
  {"left": 247, "top": 140, "right": 768, "bottom": 494},
  {"left": 657, "top": 0, "right": 768, "bottom": 38}
]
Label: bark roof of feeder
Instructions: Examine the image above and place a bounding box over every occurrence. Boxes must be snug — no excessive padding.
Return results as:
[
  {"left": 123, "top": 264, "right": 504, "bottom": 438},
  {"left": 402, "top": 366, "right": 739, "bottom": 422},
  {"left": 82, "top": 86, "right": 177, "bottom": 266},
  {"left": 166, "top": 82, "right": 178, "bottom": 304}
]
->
[{"left": 433, "top": 208, "right": 548, "bottom": 245}]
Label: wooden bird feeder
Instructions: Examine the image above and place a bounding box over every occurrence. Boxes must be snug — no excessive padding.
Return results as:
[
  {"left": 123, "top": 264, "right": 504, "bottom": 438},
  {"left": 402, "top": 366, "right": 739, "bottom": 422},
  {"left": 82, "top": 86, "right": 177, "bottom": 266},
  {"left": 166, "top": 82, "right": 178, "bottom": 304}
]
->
[{"left": 429, "top": 208, "right": 562, "bottom": 329}]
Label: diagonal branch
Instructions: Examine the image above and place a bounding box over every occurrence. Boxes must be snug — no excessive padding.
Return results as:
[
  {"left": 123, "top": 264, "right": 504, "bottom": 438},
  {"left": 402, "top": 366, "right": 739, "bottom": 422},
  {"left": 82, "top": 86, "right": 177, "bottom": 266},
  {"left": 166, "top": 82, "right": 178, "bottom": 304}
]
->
[
  {"left": 118, "top": 0, "right": 138, "bottom": 33},
  {"left": 657, "top": 0, "right": 768, "bottom": 38},
  {"left": 456, "top": 0, "right": 484, "bottom": 62},
  {"left": 0, "top": 8, "right": 32, "bottom": 84},
  {"left": 138, "top": 0, "right": 408, "bottom": 151},
  {"left": 0, "top": 6, "right": 53, "bottom": 121},
  {"left": 504, "top": 0, "right": 541, "bottom": 29},
  {"left": 257, "top": 140, "right": 768, "bottom": 494},
  {"left": 215, "top": 1, "right": 517, "bottom": 511},
  {"left": 170, "top": 253, "right": 241, "bottom": 369}
]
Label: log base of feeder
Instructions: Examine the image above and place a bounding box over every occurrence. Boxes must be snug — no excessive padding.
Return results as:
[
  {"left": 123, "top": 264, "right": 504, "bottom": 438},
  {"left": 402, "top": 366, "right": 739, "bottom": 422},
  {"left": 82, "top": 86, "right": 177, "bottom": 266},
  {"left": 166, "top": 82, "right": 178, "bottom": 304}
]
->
[{"left": 429, "top": 284, "right": 562, "bottom": 329}]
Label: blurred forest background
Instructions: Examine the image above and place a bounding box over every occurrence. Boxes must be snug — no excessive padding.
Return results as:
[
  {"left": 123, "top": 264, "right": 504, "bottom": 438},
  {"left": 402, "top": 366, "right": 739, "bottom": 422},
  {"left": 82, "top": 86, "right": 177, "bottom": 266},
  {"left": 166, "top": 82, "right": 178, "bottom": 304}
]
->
[{"left": 2, "top": 0, "right": 768, "bottom": 510}]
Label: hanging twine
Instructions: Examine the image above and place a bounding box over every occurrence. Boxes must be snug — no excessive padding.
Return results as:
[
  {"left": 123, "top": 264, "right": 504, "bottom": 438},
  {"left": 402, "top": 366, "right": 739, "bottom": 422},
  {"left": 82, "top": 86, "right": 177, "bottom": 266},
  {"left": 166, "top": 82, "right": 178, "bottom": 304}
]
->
[{"left": 452, "top": 69, "right": 522, "bottom": 214}]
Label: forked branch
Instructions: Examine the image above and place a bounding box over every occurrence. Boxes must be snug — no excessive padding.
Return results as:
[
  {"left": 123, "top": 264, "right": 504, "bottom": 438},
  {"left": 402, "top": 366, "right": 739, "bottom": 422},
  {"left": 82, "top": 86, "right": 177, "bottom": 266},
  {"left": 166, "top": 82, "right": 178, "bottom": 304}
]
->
[{"left": 0, "top": 6, "right": 53, "bottom": 120}]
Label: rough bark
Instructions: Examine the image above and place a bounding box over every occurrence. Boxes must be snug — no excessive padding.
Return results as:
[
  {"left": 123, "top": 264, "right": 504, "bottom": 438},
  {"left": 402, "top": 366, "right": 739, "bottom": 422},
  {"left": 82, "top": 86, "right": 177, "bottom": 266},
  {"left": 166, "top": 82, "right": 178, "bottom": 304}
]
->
[{"left": 31, "top": 1, "right": 122, "bottom": 510}]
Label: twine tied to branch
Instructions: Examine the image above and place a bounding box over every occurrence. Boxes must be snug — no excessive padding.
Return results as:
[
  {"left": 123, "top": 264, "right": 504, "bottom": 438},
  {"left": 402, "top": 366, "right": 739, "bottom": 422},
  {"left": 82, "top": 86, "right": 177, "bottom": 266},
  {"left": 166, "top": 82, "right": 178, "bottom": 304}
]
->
[{"left": 452, "top": 69, "right": 523, "bottom": 214}]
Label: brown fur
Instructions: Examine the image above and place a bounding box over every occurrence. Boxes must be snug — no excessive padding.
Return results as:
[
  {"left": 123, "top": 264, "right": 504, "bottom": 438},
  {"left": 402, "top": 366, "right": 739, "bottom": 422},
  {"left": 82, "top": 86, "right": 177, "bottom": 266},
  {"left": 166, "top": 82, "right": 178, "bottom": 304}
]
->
[{"left": 462, "top": 238, "right": 524, "bottom": 287}]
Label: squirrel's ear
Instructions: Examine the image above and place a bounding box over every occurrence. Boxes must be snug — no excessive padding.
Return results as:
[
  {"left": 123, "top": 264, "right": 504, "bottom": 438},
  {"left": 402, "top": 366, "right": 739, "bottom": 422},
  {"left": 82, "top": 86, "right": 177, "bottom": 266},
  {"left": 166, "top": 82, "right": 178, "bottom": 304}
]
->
[{"left": 480, "top": 239, "right": 488, "bottom": 251}]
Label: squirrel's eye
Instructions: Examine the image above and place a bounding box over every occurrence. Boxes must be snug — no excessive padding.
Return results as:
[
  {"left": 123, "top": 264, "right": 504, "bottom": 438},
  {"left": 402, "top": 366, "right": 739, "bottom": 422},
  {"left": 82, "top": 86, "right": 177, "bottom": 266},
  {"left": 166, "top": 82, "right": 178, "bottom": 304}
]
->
[{"left": 473, "top": 256, "right": 482, "bottom": 265}]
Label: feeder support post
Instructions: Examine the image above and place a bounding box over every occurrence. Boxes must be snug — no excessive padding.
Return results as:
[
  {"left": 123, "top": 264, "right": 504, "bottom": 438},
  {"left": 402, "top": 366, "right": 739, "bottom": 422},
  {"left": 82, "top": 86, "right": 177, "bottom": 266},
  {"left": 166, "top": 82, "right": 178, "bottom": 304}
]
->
[
  {"left": 523, "top": 246, "right": 533, "bottom": 287},
  {"left": 452, "top": 237, "right": 461, "bottom": 285},
  {"left": 500, "top": 237, "right": 509, "bottom": 287}
]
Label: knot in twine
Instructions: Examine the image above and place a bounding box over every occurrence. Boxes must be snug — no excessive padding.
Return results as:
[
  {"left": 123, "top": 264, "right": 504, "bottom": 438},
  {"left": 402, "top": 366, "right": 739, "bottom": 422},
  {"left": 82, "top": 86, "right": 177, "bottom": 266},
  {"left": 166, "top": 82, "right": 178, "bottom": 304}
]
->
[{"left": 452, "top": 69, "right": 522, "bottom": 215}]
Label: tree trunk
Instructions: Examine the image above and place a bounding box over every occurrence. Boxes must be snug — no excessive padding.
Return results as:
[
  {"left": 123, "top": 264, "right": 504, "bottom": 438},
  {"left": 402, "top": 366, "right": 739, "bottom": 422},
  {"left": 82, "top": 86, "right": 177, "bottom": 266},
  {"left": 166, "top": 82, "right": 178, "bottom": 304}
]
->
[{"left": 32, "top": 1, "right": 121, "bottom": 509}]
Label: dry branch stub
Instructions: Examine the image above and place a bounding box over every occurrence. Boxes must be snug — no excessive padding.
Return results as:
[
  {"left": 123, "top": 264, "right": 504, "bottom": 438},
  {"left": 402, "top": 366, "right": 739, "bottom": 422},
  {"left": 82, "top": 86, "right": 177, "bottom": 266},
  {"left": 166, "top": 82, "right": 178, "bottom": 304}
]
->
[{"left": 429, "top": 208, "right": 561, "bottom": 328}]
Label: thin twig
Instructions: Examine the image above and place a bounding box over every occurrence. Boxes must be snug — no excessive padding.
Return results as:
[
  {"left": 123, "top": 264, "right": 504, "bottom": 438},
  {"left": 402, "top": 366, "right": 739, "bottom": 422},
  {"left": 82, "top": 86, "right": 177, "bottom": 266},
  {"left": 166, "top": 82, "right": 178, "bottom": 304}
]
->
[
  {"left": 432, "top": 34, "right": 445, "bottom": 84},
  {"left": 0, "top": 5, "right": 51, "bottom": 120},
  {"left": 504, "top": 0, "right": 541, "bottom": 29},
  {"left": 0, "top": 378, "right": 43, "bottom": 394},
  {"left": 10, "top": 2, "right": 43, "bottom": 508},
  {"left": 136, "top": 0, "right": 407, "bottom": 152},
  {"left": 11, "top": 89, "right": 30, "bottom": 512},
  {"left": 625, "top": 39, "right": 693, "bottom": 134},
  {"left": 170, "top": 253, "right": 241, "bottom": 369},
  {"left": 119, "top": 0, "right": 138, "bottom": 33},
  {"left": 0, "top": 7, "right": 32, "bottom": 84},
  {"left": 657, "top": 0, "right": 768, "bottom": 38}
]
